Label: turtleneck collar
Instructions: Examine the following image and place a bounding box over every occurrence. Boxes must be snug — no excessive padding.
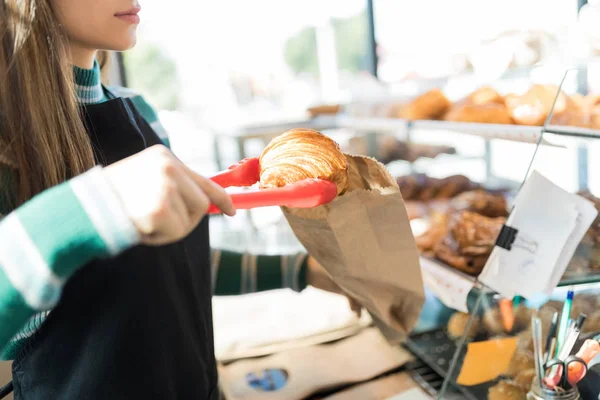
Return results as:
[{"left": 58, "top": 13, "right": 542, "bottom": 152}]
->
[{"left": 73, "top": 60, "right": 107, "bottom": 104}]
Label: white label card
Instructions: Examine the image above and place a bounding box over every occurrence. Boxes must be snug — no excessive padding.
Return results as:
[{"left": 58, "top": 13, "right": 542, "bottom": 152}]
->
[{"left": 479, "top": 171, "right": 597, "bottom": 298}]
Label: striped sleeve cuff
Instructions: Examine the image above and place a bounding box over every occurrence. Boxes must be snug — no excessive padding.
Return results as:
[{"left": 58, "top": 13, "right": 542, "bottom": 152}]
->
[
  {"left": 0, "top": 167, "right": 139, "bottom": 311},
  {"left": 212, "top": 250, "right": 309, "bottom": 295},
  {"left": 69, "top": 167, "right": 140, "bottom": 256}
]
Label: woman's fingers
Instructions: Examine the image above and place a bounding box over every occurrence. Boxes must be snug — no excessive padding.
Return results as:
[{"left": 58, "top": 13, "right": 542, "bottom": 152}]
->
[
  {"left": 180, "top": 162, "right": 236, "bottom": 216},
  {"left": 103, "top": 145, "right": 234, "bottom": 246}
]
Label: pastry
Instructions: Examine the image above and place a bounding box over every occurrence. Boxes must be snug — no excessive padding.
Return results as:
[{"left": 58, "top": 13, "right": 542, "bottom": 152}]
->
[
  {"left": 516, "top": 329, "right": 534, "bottom": 352},
  {"left": 259, "top": 129, "right": 348, "bottom": 195},
  {"left": 449, "top": 190, "right": 508, "bottom": 218},
  {"left": 488, "top": 380, "right": 527, "bottom": 400},
  {"left": 483, "top": 307, "right": 505, "bottom": 336},
  {"left": 444, "top": 102, "right": 514, "bottom": 124},
  {"left": 415, "top": 212, "right": 448, "bottom": 253},
  {"left": 514, "top": 369, "right": 536, "bottom": 391},
  {"left": 397, "top": 89, "right": 452, "bottom": 120},
  {"left": 513, "top": 305, "right": 533, "bottom": 332},
  {"left": 447, "top": 312, "right": 480, "bottom": 340},
  {"left": 550, "top": 92, "right": 588, "bottom": 128},
  {"left": 571, "top": 297, "right": 594, "bottom": 320},
  {"left": 434, "top": 211, "right": 506, "bottom": 275},
  {"left": 582, "top": 310, "right": 600, "bottom": 334},
  {"left": 506, "top": 350, "right": 535, "bottom": 378},
  {"left": 396, "top": 175, "right": 422, "bottom": 201},
  {"left": 468, "top": 87, "right": 505, "bottom": 106},
  {"left": 436, "top": 175, "right": 478, "bottom": 199},
  {"left": 507, "top": 85, "right": 571, "bottom": 126},
  {"left": 540, "top": 300, "right": 562, "bottom": 313},
  {"left": 307, "top": 104, "right": 341, "bottom": 117},
  {"left": 578, "top": 191, "right": 600, "bottom": 244},
  {"left": 418, "top": 177, "right": 444, "bottom": 201},
  {"left": 396, "top": 174, "right": 478, "bottom": 201},
  {"left": 586, "top": 94, "right": 600, "bottom": 129}
]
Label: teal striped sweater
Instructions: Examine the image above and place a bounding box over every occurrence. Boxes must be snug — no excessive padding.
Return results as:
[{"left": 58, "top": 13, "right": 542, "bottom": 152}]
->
[{"left": 0, "top": 61, "right": 308, "bottom": 360}]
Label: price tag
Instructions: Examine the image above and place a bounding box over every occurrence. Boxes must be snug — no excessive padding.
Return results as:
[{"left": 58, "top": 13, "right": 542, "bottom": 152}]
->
[
  {"left": 420, "top": 257, "right": 474, "bottom": 313},
  {"left": 479, "top": 171, "right": 598, "bottom": 298}
]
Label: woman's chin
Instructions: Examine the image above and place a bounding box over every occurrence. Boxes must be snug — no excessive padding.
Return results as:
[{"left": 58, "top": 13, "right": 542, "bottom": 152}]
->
[{"left": 104, "top": 36, "right": 137, "bottom": 52}]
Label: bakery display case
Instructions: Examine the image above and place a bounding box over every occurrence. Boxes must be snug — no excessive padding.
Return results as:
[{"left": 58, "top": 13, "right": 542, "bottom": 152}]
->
[{"left": 417, "top": 72, "right": 600, "bottom": 399}]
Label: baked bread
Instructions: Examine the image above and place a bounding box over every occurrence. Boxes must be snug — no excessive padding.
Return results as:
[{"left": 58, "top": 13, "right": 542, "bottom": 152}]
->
[
  {"left": 447, "top": 312, "right": 480, "bottom": 340},
  {"left": 468, "top": 86, "right": 505, "bottom": 105},
  {"left": 578, "top": 190, "right": 600, "bottom": 244},
  {"left": 516, "top": 329, "right": 534, "bottom": 352},
  {"left": 549, "top": 92, "right": 587, "bottom": 128},
  {"left": 514, "top": 369, "right": 536, "bottom": 391},
  {"left": 513, "top": 305, "right": 533, "bottom": 332},
  {"left": 444, "top": 87, "right": 513, "bottom": 124},
  {"left": 434, "top": 211, "right": 505, "bottom": 275},
  {"left": 482, "top": 307, "right": 505, "bottom": 336},
  {"left": 444, "top": 102, "right": 514, "bottom": 124},
  {"left": 415, "top": 212, "right": 448, "bottom": 253},
  {"left": 396, "top": 174, "right": 426, "bottom": 200},
  {"left": 307, "top": 104, "right": 341, "bottom": 117},
  {"left": 259, "top": 129, "right": 349, "bottom": 195},
  {"left": 398, "top": 89, "right": 452, "bottom": 120},
  {"left": 418, "top": 177, "right": 444, "bottom": 200},
  {"left": 586, "top": 94, "right": 600, "bottom": 129},
  {"left": 506, "top": 350, "right": 535, "bottom": 378},
  {"left": 507, "top": 84, "right": 571, "bottom": 126},
  {"left": 396, "top": 174, "right": 478, "bottom": 201},
  {"left": 449, "top": 190, "right": 508, "bottom": 218},
  {"left": 488, "top": 380, "right": 527, "bottom": 400},
  {"left": 436, "top": 175, "right": 477, "bottom": 198},
  {"left": 583, "top": 310, "right": 600, "bottom": 334}
]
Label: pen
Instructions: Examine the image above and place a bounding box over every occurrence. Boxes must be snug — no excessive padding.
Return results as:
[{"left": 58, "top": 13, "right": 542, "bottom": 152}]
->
[
  {"left": 559, "top": 314, "right": 586, "bottom": 361},
  {"left": 533, "top": 316, "right": 544, "bottom": 386},
  {"left": 544, "top": 311, "right": 558, "bottom": 363},
  {"left": 556, "top": 289, "right": 574, "bottom": 357}
]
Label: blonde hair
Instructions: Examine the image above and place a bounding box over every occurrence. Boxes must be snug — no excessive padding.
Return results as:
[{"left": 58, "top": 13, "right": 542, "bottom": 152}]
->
[{"left": 0, "top": 0, "right": 96, "bottom": 208}]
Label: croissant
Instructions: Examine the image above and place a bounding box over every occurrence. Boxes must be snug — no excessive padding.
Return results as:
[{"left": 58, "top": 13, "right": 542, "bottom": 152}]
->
[{"left": 259, "top": 128, "right": 349, "bottom": 195}]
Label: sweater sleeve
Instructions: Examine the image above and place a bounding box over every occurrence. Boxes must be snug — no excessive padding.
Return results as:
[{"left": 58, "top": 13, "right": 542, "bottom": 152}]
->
[
  {"left": 0, "top": 167, "right": 140, "bottom": 355},
  {"left": 211, "top": 249, "right": 309, "bottom": 295}
]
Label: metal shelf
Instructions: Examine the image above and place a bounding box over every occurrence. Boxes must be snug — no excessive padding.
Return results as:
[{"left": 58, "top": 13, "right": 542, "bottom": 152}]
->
[
  {"left": 221, "top": 115, "right": 339, "bottom": 140},
  {"left": 335, "top": 115, "right": 409, "bottom": 133},
  {"left": 545, "top": 125, "right": 600, "bottom": 140},
  {"left": 421, "top": 253, "right": 600, "bottom": 313},
  {"left": 412, "top": 120, "right": 544, "bottom": 144},
  {"left": 228, "top": 116, "right": 592, "bottom": 145}
]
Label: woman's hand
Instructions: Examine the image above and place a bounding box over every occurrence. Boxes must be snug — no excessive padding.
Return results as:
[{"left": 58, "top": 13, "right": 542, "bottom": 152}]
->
[
  {"left": 306, "top": 256, "right": 362, "bottom": 317},
  {"left": 103, "top": 145, "right": 235, "bottom": 245}
]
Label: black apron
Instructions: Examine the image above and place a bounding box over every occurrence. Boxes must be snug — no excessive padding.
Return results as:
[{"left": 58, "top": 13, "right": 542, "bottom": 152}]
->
[{"left": 11, "top": 91, "right": 219, "bottom": 399}]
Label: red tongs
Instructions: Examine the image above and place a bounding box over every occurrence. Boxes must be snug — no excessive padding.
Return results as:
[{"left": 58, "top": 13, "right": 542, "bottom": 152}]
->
[{"left": 208, "top": 158, "right": 337, "bottom": 214}]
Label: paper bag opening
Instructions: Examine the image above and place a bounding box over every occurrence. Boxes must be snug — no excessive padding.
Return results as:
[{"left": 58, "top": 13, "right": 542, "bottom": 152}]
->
[{"left": 282, "top": 154, "right": 425, "bottom": 343}]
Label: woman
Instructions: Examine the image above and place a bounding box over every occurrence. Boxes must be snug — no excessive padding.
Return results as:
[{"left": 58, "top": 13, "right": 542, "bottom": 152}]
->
[{"left": 0, "top": 1, "right": 355, "bottom": 398}]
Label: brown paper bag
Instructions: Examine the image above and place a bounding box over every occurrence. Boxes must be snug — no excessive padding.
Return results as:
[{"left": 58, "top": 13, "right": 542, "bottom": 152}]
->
[
  {"left": 282, "top": 154, "right": 424, "bottom": 343},
  {"left": 218, "top": 328, "right": 414, "bottom": 400}
]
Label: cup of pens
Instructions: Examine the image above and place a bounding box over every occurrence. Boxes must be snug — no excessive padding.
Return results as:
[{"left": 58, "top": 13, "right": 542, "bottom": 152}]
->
[
  {"left": 527, "top": 379, "right": 579, "bottom": 400},
  {"left": 526, "top": 288, "right": 600, "bottom": 400}
]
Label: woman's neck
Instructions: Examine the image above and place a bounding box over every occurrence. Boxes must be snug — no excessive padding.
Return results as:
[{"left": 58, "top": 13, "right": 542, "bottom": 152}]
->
[{"left": 70, "top": 44, "right": 97, "bottom": 70}]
